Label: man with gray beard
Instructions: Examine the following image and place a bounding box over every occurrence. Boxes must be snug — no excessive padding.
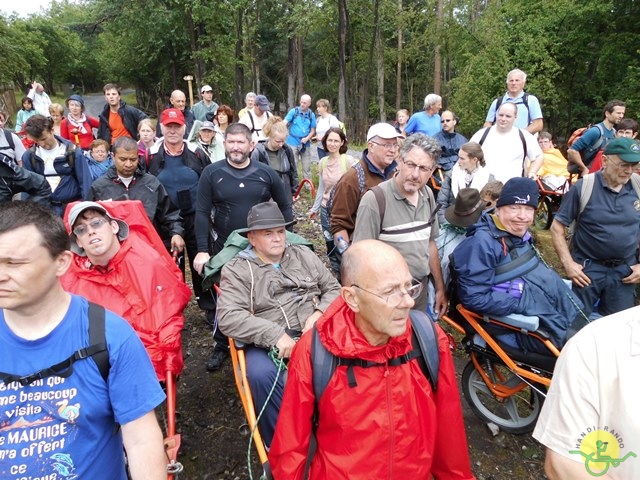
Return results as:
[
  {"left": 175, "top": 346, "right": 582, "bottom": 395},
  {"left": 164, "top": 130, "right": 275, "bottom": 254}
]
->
[{"left": 193, "top": 123, "right": 293, "bottom": 371}]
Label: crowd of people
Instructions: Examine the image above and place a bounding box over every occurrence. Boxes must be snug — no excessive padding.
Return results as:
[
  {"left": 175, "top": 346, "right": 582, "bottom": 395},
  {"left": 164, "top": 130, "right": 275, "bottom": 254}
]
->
[{"left": 1, "top": 68, "right": 639, "bottom": 479}]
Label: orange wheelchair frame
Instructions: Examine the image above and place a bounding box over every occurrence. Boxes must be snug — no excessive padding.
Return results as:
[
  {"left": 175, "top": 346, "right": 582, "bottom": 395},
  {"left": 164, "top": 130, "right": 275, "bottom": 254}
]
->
[{"left": 441, "top": 304, "right": 560, "bottom": 434}]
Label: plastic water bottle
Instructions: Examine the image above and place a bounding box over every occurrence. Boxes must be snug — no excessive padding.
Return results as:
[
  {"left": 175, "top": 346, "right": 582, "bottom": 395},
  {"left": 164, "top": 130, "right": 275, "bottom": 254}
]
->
[{"left": 335, "top": 236, "right": 349, "bottom": 254}]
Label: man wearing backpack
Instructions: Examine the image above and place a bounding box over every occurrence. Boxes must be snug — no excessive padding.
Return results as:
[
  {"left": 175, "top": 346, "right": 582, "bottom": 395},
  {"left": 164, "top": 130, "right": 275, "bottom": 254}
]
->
[
  {"left": 269, "top": 239, "right": 474, "bottom": 480},
  {"left": 283, "top": 94, "right": 317, "bottom": 180},
  {"left": 0, "top": 201, "right": 167, "bottom": 479},
  {"left": 484, "top": 69, "right": 543, "bottom": 133},
  {"left": 567, "top": 100, "right": 626, "bottom": 176},
  {"left": 551, "top": 137, "right": 640, "bottom": 319},
  {"left": 330, "top": 122, "right": 402, "bottom": 248},
  {"left": 352, "top": 134, "right": 447, "bottom": 314},
  {"left": 239, "top": 94, "right": 272, "bottom": 142}
]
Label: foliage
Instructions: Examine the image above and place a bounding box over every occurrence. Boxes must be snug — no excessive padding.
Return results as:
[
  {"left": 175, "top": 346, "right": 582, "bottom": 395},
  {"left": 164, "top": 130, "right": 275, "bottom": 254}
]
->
[{"left": 1, "top": 0, "right": 638, "bottom": 143}]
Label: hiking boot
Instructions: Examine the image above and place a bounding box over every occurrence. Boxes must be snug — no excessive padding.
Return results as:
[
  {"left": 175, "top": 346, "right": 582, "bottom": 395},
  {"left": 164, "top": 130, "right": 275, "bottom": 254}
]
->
[{"left": 206, "top": 348, "right": 229, "bottom": 372}]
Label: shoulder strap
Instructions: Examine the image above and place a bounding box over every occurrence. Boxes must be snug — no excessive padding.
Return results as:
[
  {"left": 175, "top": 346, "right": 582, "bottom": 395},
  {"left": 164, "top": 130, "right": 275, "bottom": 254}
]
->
[
  {"left": 311, "top": 326, "right": 338, "bottom": 405},
  {"left": 0, "top": 302, "right": 108, "bottom": 386},
  {"left": 2, "top": 129, "right": 15, "bottom": 151},
  {"left": 522, "top": 92, "right": 530, "bottom": 123},
  {"left": 371, "top": 185, "right": 386, "bottom": 229},
  {"left": 579, "top": 173, "right": 596, "bottom": 215},
  {"left": 340, "top": 154, "right": 349, "bottom": 173},
  {"left": 248, "top": 111, "right": 256, "bottom": 132},
  {"left": 354, "top": 162, "right": 366, "bottom": 195},
  {"left": 492, "top": 97, "right": 503, "bottom": 122},
  {"left": 89, "top": 301, "right": 110, "bottom": 383},
  {"left": 478, "top": 127, "right": 492, "bottom": 146},
  {"left": 408, "top": 310, "right": 439, "bottom": 391},
  {"left": 518, "top": 128, "right": 527, "bottom": 174},
  {"left": 593, "top": 123, "right": 606, "bottom": 151}
]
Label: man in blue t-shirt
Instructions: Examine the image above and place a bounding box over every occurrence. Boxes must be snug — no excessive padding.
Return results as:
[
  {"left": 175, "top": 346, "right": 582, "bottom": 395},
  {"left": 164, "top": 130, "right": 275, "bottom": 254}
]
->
[
  {"left": 0, "top": 201, "right": 166, "bottom": 479},
  {"left": 552, "top": 137, "right": 640, "bottom": 319},
  {"left": 284, "top": 94, "right": 317, "bottom": 180},
  {"left": 484, "top": 69, "right": 543, "bottom": 134},
  {"left": 405, "top": 93, "right": 442, "bottom": 137},
  {"left": 567, "top": 100, "right": 626, "bottom": 176}
]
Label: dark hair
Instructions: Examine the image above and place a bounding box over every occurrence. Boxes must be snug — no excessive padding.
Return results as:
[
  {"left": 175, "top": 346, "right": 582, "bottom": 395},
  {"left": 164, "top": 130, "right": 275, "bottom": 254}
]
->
[
  {"left": 460, "top": 141, "right": 485, "bottom": 167},
  {"left": 0, "top": 201, "right": 69, "bottom": 258},
  {"left": 24, "top": 115, "right": 53, "bottom": 138},
  {"left": 112, "top": 136, "right": 137, "bottom": 152},
  {"left": 603, "top": 100, "right": 626, "bottom": 116},
  {"left": 225, "top": 122, "right": 252, "bottom": 142},
  {"left": 21, "top": 96, "right": 33, "bottom": 110},
  {"left": 103, "top": 83, "right": 121, "bottom": 94},
  {"left": 215, "top": 104, "right": 235, "bottom": 123},
  {"left": 615, "top": 118, "right": 638, "bottom": 133},
  {"left": 322, "top": 127, "right": 348, "bottom": 154}
]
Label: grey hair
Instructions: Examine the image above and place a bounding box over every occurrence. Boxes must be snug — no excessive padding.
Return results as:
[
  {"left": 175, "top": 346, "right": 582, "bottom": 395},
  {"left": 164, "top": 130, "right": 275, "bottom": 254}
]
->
[
  {"left": 423, "top": 94, "right": 442, "bottom": 110},
  {"left": 245, "top": 92, "right": 256, "bottom": 100},
  {"left": 400, "top": 133, "right": 441, "bottom": 163},
  {"left": 507, "top": 69, "right": 527, "bottom": 83}
]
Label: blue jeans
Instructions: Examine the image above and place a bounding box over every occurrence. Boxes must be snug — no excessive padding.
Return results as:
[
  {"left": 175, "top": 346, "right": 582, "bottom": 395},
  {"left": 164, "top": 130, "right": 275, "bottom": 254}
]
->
[
  {"left": 572, "top": 258, "right": 635, "bottom": 318},
  {"left": 245, "top": 346, "right": 287, "bottom": 447}
]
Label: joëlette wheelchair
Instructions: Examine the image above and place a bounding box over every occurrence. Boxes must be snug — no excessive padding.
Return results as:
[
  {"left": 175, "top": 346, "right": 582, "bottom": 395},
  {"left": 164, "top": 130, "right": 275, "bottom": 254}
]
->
[
  {"left": 440, "top": 301, "right": 560, "bottom": 434},
  {"left": 213, "top": 284, "right": 273, "bottom": 480},
  {"left": 534, "top": 176, "right": 574, "bottom": 230}
]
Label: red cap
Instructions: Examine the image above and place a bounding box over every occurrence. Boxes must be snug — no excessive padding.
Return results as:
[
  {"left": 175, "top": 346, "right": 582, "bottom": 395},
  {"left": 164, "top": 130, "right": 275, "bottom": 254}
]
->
[{"left": 160, "top": 108, "right": 185, "bottom": 126}]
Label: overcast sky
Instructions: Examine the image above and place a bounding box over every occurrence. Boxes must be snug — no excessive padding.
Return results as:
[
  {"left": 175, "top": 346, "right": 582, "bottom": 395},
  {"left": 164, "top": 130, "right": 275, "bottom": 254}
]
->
[{"left": 1, "top": 0, "right": 51, "bottom": 18}]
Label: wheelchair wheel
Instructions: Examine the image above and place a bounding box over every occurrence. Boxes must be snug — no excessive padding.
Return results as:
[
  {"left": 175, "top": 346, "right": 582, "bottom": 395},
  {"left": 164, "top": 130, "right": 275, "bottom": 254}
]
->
[
  {"left": 534, "top": 196, "right": 553, "bottom": 230},
  {"left": 461, "top": 360, "right": 544, "bottom": 434}
]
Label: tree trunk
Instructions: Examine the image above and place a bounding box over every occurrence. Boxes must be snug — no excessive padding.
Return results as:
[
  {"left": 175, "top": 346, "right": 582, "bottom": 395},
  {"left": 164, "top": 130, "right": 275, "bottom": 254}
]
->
[
  {"left": 296, "top": 36, "right": 304, "bottom": 102},
  {"left": 396, "top": 0, "right": 403, "bottom": 110},
  {"left": 287, "top": 37, "right": 295, "bottom": 108},
  {"left": 234, "top": 7, "right": 244, "bottom": 111},
  {"left": 433, "top": 0, "right": 444, "bottom": 95},
  {"left": 375, "top": 0, "right": 384, "bottom": 121},
  {"left": 338, "top": 0, "right": 348, "bottom": 123}
]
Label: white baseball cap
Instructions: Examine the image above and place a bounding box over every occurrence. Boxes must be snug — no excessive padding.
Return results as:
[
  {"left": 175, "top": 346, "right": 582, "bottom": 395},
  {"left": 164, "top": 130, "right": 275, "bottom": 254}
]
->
[{"left": 366, "top": 122, "right": 403, "bottom": 141}]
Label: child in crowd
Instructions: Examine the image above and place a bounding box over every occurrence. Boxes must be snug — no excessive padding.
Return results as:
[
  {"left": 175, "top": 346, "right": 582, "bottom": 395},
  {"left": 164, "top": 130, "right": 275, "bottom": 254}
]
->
[
  {"left": 137, "top": 118, "right": 157, "bottom": 159},
  {"left": 49, "top": 103, "right": 64, "bottom": 136},
  {"left": 479, "top": 180, "right": 503, "bottom": 211},
  {"left": 86, "top": 139, "right": 114, "bottom": 181},
  {"left": 536, "top": 131, "right": 572, "bottom": 191},
  {"left": 395, "top": 109, "right": 409, "bottom": 136},
  {"left": 15, "top": 97, "right": 37, "bottom": 138}
]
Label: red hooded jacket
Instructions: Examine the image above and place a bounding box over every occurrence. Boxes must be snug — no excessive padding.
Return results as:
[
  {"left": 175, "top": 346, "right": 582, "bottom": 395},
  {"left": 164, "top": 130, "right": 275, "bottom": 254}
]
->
[
  {"left": 61, "top": 200, "right": 191, "bottom": 381},
  {"left": 269, "top": 297, "right": 475, "bottom": 479}
]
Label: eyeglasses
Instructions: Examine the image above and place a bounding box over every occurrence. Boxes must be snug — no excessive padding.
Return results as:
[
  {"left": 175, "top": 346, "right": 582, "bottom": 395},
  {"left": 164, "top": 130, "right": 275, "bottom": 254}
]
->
[
  {"left": 73, "top": 218, "right": 109, "bottom": 237},
  {"left": 351, "top": 281, "right": 423, "bottom": 306},
  {"left": 441, "top": 119, "right": 453, "bottom": 123},
  {"left": 403, "top": 160, "right": 435, "bottom": 174},
  {"left": 370, "top": 141, "right": 399, "bottom": 151},
  {"left": 606, "top": 157, "right": 635, "bottom": 171}
]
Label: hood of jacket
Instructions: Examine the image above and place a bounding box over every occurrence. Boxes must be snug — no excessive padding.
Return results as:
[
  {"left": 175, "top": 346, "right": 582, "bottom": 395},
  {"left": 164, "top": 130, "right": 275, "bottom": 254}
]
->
[{"left": 316, "top": 296, "right": 413, "bottom": 363}]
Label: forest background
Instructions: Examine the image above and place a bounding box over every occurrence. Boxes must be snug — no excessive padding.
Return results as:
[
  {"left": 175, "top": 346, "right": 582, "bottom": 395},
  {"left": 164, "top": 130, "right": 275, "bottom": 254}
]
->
[{"left": 1, "top": 0, "right": 639, "bottom": 144}]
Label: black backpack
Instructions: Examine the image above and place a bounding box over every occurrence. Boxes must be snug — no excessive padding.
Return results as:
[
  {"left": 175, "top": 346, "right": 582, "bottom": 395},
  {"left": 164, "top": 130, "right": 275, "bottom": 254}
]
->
[{"left": 491, "top": 93, "right": 531, "bottom": 124}]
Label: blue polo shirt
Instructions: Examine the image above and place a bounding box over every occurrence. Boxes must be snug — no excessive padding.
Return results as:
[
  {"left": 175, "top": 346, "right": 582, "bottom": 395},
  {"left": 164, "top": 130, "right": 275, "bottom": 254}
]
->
[
  {"left": 555, "top": 171, "right": 640, "bottom": 261},
  {"left": 285, "top": 107, "right": 317, "bottom": 147},
  {"left": 485, "top": 92, "right": 543, "bottom": 130},
  {"left": 404, "top": 111, "right": 441, "bottom": 136}
]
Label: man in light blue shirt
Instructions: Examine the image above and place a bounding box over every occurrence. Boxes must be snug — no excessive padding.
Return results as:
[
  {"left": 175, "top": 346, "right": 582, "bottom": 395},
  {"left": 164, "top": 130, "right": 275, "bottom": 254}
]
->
[
  {"left": 284, "top": 94, "right": 317, "bottom": 180},
  {"left": 484, "top": 69, "right": 543, "bottom": 134},
  {"left": 405, "top": 93, "right": 442, "bottom": 137}
]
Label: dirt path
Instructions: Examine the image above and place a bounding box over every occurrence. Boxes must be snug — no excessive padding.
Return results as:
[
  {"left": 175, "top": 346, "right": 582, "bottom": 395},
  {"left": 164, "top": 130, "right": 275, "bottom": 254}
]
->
[{"left": 173, "top": 188, "right": 547, "bottom": 480}]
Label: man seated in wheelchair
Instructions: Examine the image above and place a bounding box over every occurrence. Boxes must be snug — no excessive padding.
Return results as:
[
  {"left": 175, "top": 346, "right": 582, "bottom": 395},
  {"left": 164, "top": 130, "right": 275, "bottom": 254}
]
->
[
  {"left": 217, "top": 202, "right": 341, "bottom": 446},
  {"left": 452, "top": 177, "right": 585, "bottom": 354}
]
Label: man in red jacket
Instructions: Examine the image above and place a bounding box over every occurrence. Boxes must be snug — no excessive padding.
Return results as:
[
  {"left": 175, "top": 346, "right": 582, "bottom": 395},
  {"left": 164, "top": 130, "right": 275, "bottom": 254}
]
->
[{"left": 269, "top": 239, "right": 475, "bottom": 479}]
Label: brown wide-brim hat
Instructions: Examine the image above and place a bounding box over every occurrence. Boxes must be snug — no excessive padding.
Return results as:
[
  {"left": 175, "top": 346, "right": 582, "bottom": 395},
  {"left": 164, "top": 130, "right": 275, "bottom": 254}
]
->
[
  {"left": 238, "top": 201, "right": 295, "bottom": 237},
  {"left": 445, "top": 188, "right": 487, "bottom": 227}
]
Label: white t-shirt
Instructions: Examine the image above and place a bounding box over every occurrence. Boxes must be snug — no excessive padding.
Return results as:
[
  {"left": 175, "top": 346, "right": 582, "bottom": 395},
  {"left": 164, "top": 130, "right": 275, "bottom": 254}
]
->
[
  {"left": 239, "top": 110, "right": 271, "bottom": 142},
  {"left": 533, "top": 306, "right": 640, "bottom": 479},
  {"left": 470, "top": 127, "right": 542, "bottom": 183},
  {"left": 36, "top": 142, "right": 66, "bottom": 192},
  {"left": 315, "top": 114, "right": 341, "bottom": 141}
]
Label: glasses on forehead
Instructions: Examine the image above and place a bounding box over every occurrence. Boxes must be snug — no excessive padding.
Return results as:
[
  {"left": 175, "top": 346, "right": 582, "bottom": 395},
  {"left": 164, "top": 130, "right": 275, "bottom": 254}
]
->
[
  {"left": 73, "top": 218, "right": 109, "bottom": 237},
  {"left": 403, "top": 160, "right": 435, "bottom": 174},
  {"left": 351, "top": 281, "right": 423, "bottom": 306},
  {"left": 370, "top": 140, "right": 399, "bottom": 151}
]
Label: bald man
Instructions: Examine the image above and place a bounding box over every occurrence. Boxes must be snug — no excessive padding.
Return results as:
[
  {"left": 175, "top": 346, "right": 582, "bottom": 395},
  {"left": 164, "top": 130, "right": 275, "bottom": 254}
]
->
[
  {"left": 157, "top": 90, "right": 196, "bottom": 139},
  {"left": 270, "top": 240, "right": 474, "bottom": 480}
]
